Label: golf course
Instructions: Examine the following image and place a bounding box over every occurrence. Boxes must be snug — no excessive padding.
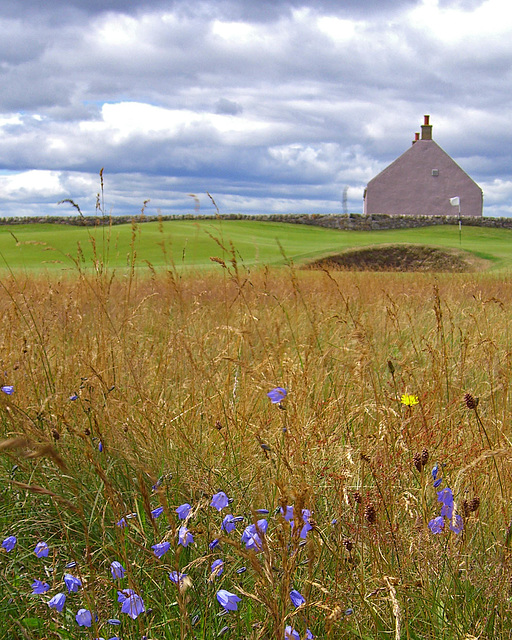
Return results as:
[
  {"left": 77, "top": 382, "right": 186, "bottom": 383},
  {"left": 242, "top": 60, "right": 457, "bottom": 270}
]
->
[{"left": 0, "top": 218, "right": 511, "bottom": 272}]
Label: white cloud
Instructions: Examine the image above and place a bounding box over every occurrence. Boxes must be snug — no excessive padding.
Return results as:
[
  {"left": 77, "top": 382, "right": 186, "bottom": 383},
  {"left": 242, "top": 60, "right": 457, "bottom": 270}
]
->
[
  {"left": 0, "top": 114, "right": 21, "bottom": 127},
  {"left": 82, "top": 102, "right": 271, "bottom": 142},
  {"left": 410, "top": 0, "right": 512, "bottom": 44},
  {"left": 316, "top": 15, "right": 359, "bottom": 41},
  {"left": 0, "top": 170, "right": 64, "bottom": 200}
]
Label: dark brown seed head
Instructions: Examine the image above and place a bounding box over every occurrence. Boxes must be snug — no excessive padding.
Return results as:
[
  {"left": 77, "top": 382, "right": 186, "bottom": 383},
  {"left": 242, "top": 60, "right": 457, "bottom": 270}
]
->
[
  {"left": 420, "top": 448, "right": 429, "bottom": 466},
  {"left": 468, "top": 497, "right": 480, "bottom": 512},
  {"left": 364, "top": 503, "right": 377, "bottom": 524},
  {"left": 353, "top": 491, "right": 363, "bottom": 504},
  {"left": 387, "top": 360, "right": 395, "bottom": 375},
  {"left": 343, "top": 539, "right": 354, "bottom": 552},
  {"left": 51, "top": 428, "right": 60, "bottom": 441},
  {"left": 84, "top": 428, "right": 91, "bottom": 436},
  {"left": 463, "top": 497, "right": 480, "bottom": 516},
  {"left": 413, "top": 452, "right": 422, "bottom": 472},
  {"left": 464, "top": 393, "right": 479, "bottom": 410}
]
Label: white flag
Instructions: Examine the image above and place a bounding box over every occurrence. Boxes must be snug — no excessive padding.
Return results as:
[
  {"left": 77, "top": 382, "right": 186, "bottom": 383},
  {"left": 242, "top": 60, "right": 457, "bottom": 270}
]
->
[{"left": 450, "top": 197, "right": 460, "bottom": 206}]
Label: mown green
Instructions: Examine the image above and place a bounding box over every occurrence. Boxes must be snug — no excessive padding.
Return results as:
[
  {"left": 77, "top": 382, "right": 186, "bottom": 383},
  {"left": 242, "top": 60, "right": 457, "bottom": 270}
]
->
[{"left": 0, "top": 219, "right": 511, "bottom": 271}]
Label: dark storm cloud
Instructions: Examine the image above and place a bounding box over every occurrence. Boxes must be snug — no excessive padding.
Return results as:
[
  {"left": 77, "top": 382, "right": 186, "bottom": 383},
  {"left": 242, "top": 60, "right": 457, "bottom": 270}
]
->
[{"left": 0, "top": 0, "right": 417, "bottom": 20}]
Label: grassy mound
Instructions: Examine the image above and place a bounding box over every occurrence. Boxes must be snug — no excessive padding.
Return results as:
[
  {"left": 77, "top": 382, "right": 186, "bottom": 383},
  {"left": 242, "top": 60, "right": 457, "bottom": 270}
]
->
[{"left": 307, "top": 243, "right": 489, "bottom": 272}]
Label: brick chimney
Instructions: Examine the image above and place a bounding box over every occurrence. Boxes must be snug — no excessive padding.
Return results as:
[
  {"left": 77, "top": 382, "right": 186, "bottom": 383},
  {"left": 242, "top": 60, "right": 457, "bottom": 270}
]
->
[
  {"left": 421, "top": 115, "right": 432, "bottom": 140},
  {"left": 412, "top": 132, "right": 420, "bottom": 145}
]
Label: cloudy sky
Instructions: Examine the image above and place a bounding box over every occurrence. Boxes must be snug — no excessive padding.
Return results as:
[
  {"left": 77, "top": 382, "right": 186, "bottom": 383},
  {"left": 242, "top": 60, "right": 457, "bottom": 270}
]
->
[{"left": 1, "top": 0, "right": 511, "bottom": 218}]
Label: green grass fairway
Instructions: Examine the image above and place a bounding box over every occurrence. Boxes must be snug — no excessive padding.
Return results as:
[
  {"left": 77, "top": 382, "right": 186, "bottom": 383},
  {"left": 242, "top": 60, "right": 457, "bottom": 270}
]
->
[{"left": 0, "top": 219, "right": 511, "bottom": 272}]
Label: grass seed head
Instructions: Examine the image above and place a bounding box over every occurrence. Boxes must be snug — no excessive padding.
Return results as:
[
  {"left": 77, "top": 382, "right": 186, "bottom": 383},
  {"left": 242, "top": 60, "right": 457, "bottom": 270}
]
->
[
  {"left": 464, "top": 393, "right": 479, "bottom": 410},
  {"left": 364, "top": 503, "right": 377, "bottom": 524}
]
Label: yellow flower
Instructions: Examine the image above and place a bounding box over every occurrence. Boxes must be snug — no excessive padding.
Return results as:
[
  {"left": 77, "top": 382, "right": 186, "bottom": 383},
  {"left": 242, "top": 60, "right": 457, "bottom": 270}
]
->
[{"left": 401, "top": 394, "right": 419, "bottom": 406}]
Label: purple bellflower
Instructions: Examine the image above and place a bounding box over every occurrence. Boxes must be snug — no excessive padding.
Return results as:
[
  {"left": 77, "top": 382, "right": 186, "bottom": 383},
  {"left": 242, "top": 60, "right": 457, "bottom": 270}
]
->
[
  {"left": 176, "top": 503, "right": 191, "bottom": 520},
  {"left": 34, "top": 541, "right": 49, "bottom": 558},
  {"left": 211, "top": 559, "right": 224, "bottom": 578},
  {"left": 281, "top": 505, "right": 294, "bottom": 522},
  {"left": 110, "top": 561, "right": 125, "bottom": 579},
  {"left": 300, "top": 509, "right": 313, "bottom": 539},
  {"left": 267, "top": 387, "right": 287, "bottom": 404},
  {"left": 216, "top": 589, "right": 241, "bottom": 611},
  {"left": 64, "top": 574, "right": 82, "bottom": 593},
  {"left": 241, "top": 527, "right": 263, "bottom": 551},
  {"left": 152, "top": 541, "right": 171, "bottom": 559},
  {"left": 2, "top": 536, "right": 17, "bottom": 551},
  {"left": 437, "top": 487, "right": 454, "bottom": 509},
  {"left": 168, "top": 571, "right": 188, "bottom": 586},
  {"left": 290, "top": 589, "right": 306, "bottom": 608},
  {"left": 117, "top": 589, "right": 135, "bottom": 603},
  {"left": 428, "top": 516, "right": 445, "bottom": 534},
  {"left": 76, "top": 609, "right": 93, "bottom": 627},
  {"left": 211, "top": 491, "right": 229, "bottom": 511},
  {"left": 255, "top": 518, "right": 268, "bottom": 533},
  {"left": 121, "top": 592, "right": 145, "bottom": 619},
  {"left": 285, "top": 626, "right": 300, "bottom": 640},
  {"left": 151, "top": 506, "right": 164, "bottom": 519},
  {"left": 441, "top": 503, "right": 454, "bottom": 519},
  {"left": 31, "top": 579, "right": 50, "bottom": 594},
  {"left": 48, "top": 593, "right": 66, "bottom": 612},
  {"left": 222, "top": 514, "right": 236, "bottom": 533},
  {"left": 178, "top": 525, "right": 194, "bottom": 547}
]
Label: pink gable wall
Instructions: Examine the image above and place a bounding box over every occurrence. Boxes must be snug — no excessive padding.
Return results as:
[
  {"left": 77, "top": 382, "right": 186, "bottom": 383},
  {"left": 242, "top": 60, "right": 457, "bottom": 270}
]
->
[{"left": 364, "top": 135, "right": 483, "bottom": 217}]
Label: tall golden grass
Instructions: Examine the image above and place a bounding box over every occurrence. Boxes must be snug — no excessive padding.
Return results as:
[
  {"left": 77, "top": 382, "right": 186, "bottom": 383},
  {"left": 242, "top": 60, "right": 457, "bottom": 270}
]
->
[{"left": 2, "top": 258, "right": 512, "bottom": 639}]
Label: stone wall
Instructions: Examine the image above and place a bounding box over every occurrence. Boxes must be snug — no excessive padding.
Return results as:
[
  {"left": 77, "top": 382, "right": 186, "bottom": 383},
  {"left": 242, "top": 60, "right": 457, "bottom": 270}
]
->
[
  {"left": 254, "top": 213, "right": 512, "bottom": 230},
  {"left": 1, "top": 213, "right": 512, "bottom": 230}
]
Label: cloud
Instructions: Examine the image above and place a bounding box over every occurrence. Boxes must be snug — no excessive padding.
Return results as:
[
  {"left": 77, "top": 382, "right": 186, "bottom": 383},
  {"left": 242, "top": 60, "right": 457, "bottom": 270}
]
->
[
  {"left": 215, "top": 98, "right": 243, "bottom": 115},
  {"left": 0, "top": 0, "right": 510, "bottom": 217}
]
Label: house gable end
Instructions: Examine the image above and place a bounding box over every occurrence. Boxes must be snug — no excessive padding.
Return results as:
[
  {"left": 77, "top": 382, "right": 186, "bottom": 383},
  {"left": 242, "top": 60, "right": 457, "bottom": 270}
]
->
[{"left": 365, "top": 137, "right": 483, "bottom": 217}]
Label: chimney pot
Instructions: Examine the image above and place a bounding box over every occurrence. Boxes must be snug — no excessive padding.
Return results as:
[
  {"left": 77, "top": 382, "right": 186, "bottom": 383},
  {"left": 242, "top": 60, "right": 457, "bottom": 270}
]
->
[
  {"left": 412, "top": 132, "right": 420, "bottom": 145},
  {"left": 421, "top": 115, "right": 432, "bottom": 140}
]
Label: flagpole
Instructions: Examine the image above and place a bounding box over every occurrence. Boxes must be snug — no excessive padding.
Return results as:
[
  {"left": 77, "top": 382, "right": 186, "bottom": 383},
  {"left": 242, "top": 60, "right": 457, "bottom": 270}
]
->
[{"left": 450, "top": 197, "right": 461, "bottom": 246}]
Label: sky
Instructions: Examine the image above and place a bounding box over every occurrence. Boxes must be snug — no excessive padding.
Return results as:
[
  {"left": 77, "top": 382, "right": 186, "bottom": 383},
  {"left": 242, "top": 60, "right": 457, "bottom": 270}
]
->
[{"left": 1, "top": 0, "right": 512, "bottom": 218}]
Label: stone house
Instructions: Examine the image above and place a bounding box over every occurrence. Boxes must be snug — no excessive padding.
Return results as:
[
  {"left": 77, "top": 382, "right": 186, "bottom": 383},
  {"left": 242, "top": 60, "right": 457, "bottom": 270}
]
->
[{"left": 363, "top": 116, "right": 483, "bottom": 217}]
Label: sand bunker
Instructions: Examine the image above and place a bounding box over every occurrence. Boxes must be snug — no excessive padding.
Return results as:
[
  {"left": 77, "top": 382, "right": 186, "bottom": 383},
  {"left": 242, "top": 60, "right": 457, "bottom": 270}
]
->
[{"left": 306, "top": 244, "right": 488, "bottom": 272}]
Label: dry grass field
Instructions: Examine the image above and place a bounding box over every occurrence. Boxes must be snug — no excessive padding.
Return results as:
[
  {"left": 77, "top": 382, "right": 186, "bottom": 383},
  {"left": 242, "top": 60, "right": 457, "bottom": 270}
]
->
[{"left": 2, "top": 250, "right": 512, "bottom": 638}]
